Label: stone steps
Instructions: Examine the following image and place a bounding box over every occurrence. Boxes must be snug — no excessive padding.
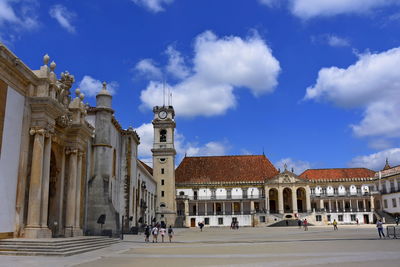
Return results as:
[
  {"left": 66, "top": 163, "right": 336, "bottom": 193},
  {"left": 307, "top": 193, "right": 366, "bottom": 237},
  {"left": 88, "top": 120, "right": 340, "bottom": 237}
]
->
[{"left": 0, "top": 236, "right": 120, "bottom": 256}]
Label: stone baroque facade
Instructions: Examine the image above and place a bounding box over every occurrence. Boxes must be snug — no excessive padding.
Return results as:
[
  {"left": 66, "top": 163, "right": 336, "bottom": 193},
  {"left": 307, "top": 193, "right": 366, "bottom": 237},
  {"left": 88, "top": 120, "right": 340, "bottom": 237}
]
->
[
  {"left": 0, "top": 44, "right": 92, "bottom": 238},
  {"left": 0, "top": 44, "right": 156, "bottom": 239}
]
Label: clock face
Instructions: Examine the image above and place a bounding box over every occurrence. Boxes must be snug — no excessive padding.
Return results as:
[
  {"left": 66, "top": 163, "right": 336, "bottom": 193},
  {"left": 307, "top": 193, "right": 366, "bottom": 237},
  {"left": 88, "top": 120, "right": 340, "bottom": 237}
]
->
[{"left": 158, "top": 110, "right": 167, "bottom": 119}]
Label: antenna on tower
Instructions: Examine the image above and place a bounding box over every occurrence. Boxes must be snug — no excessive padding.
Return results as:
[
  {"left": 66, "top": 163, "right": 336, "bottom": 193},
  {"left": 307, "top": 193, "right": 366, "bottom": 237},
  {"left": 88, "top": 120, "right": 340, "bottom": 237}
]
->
[
  {"left": 163, "top": 77, "right": 166, "bottom": 107},
  {"left": 167, "top": 84, "right": 171, "bottom": 106},
  {"left": 170, "top": 91, "right": 173, "bottom": 106}
]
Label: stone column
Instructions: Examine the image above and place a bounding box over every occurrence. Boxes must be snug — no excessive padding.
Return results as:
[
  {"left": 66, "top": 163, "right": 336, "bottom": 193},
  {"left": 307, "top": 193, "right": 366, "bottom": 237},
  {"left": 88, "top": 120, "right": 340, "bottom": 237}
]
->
[
  {"left": 363, "top": 199, "right": 366, "bottom": 212},
  {"left": 40, "top": 134, "right": 52, "bottom": 228},
  {"left": 214, "top": 202, "right": 216, "bottom": 215},
  {"left": 65, "top": 148, "right": 78, "bottom": 237},
  {"left": 265, "top": 187, "right": 269, "bottom": 214},
  {"left": 250, "top": 200, "right": 255, "bottom": 214},
  {"left": 26, "top": 129, "right": 45, "bottom": 228},
  {"left": 291, "top": 188, "right": 298, "bottom": 214},
  {"left": 319, "top": 199, "right": 324, "bottom": 211},
  {"left": 342, "top": 200, "right": 345, "bottom": 212},
  {"left": 240, "top": 201, "right": 244, "bottom": 215},
  {"left": 196, "top": 202, "right": 198, "bottom": 216},
  {"left": 231, "top": 202, "right": 234, "bottom": 215},
  {"left": 336, "top": 200, "right": 338, "bottom": 212},
  {"left": 278, "top": 188, "right": 284, "bottom": 214},
  {"left": 25, "top": 128, "right": 51, "bottom": 238},
  {"left": 184, "top": 199, "right": 189, "bottom": 227},
  {"left": 328, "top": 200, "right": 332, "bottom": 212},
  {"left": 349, "top": 200, "right": 353, "bottom": 212},
  {"left": 222, "top": 202, "right": 225, "bottom": 215},
  {"left": 205, "top": 203, "right": 208, "bottom": 216},
  {"left": 305, "top": 187, "right": 312, "bottom": 212},
  {"left": 370, "top": 195, "right": 375, "bottom": 212},
  {"left": 74, "top": 151, "right": 84, "bottom": 229},
  {"left": 356, "top": 199, "right": 359, "bottom": 212}
]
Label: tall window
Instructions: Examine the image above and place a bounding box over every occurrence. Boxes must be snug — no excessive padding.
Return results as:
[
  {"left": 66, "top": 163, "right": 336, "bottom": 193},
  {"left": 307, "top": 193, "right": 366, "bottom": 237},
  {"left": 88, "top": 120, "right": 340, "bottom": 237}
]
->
[
  {"left": 161, "top": 168, "right": 164, "bottom": 174},
  {"left": 161, "top": 191, "right": 165, "bottom": 197},
  {"left": 392, "top": 198, "right": 397, "bottom": 208},
  {"left": 160, "top": 129, "right": 167, "bottom": 142},
  {"left": 112, "top": 149, "right": 116, "bottom": 178}
]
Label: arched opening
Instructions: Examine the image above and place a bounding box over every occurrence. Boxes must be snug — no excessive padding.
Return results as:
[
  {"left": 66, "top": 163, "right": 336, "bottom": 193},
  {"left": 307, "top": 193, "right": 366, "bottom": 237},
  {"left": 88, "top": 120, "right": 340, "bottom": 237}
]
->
[
  {"left": 296, "top": 187, "right": 306, "bottom": 213},
  {"left": 283, "top": 188, "right": 292, "bottom": 213},
  {"left": 47, "top": 149, "right": 61, "bottom": 237},
  {"left": 160, "top": 129, "right": 167, "bottom": 142},
  {"left": 269, "top": 188, "right": 278, "bottom": 213},
  {"left": 177, "top": 202, "right": 185, "bottom": 216}
]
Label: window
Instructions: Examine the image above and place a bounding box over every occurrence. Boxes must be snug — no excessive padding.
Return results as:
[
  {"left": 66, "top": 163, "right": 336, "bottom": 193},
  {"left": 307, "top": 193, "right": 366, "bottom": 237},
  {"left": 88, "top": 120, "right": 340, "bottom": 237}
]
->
[
  {"left": 384, "top": 199, "right": 388, "bottom": 209},
  {"left": 392, "top": 198, "right": 397, "bottom": 208},
  {"left": 338, "top": 215, "right": 343, "bottom": 222},
  {"left": 160, "top": 203, "right": 166, "bottom": 208},
  {"left": 161, "top": 179, "right": 164, "bottom": 185},
  {"left": 161, "top": 191, "right": 165, "bottom": 197},
  {"left": 327, "top": 215, "right": 331, "bottom": 222},
  {"left": 161, "top": 168, "right": 164, "bottom": 174},
  {"left": 179, "top": 191, "right": 184, "bottom": 196},
  {"left": 112, "top": 149, "right": 116, "bottom": 178},
  {"left": 260, "top": 216, "right": 266, "bottom": 223},
  {"left": 316, "top": 215, "right": 322, "bottom": 221},
  {"left": 351, "top": 214, "right": 356, "bottom": 221},
  {"left": 160, "top": 158, "right": 166, "bottom": 162},
  {"left": 160, "top": 129, "right": 167, "bottom": 142},
  {"left": 218, "top": 218, "right": 224, "bottom": 225},
  {"left": 204, "top": 218, "right": 210, "bottom": 225}
]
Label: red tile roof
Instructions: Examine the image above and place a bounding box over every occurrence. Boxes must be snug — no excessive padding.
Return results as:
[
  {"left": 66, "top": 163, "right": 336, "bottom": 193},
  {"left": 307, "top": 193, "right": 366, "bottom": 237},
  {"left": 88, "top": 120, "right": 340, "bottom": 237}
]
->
[
  {"left": 175, "top": 155, "right": 279, "bottom": 184},
  {"left": 138, "top": 160, "right": 153, "bottom": 175},
  {"left": 299, "top": 168, "right": 375, "bottom": 180}
]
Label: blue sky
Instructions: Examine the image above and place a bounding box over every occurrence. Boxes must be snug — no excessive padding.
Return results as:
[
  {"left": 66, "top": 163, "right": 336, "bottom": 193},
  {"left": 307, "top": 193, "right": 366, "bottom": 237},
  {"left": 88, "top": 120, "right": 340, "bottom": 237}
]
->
[{"left": 1, "top": 0, "right": 400, "bottom": 173}]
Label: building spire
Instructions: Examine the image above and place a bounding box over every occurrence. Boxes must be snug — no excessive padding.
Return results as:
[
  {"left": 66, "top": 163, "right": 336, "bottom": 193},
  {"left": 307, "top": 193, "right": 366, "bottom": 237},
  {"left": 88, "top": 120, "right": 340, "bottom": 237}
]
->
[{"left": 383, "top": 157, "right": 391, "bottom": 170}]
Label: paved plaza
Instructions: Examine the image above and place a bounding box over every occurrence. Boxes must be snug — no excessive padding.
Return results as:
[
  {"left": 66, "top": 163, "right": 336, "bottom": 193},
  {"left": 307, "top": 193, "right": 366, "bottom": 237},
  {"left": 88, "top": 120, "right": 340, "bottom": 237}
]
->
[{"left": 1, "top": 225, "right": 400, "bottom": 267}]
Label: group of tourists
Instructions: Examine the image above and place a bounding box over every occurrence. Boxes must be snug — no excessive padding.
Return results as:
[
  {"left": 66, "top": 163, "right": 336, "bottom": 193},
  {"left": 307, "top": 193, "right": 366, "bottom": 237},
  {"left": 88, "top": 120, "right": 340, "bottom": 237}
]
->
[
  {"left": 144, "top": 222, "right": 174, "bottom": 243},
  {"left": 230, "top": 219, "right": 239, "bottom": 230},
  {"left": 297, "top": 218, "right": 308, "bottom": 231}
]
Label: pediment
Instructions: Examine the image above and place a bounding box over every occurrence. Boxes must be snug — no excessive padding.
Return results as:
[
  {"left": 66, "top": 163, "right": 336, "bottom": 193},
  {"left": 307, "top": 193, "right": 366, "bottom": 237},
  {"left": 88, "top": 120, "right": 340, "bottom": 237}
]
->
[{"left": 267, "top": 171, "right": 304, "bottom": 184}]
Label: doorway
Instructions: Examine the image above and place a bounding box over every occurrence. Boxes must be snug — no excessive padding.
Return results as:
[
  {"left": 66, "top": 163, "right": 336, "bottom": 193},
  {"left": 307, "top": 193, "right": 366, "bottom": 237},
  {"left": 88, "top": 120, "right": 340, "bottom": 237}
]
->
[
  {"left": 190, "top": 218, "right": 196, "bottom": 227},
  {"left": 363, "top": 214, "right": 369, "bottom": 224}
]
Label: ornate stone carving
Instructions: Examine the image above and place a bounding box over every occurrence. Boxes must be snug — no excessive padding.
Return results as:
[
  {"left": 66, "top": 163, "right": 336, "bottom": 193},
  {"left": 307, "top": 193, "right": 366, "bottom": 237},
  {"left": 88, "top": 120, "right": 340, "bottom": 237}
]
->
[{"left": 56, "top": 114, "right": 72, "bottom": 128}]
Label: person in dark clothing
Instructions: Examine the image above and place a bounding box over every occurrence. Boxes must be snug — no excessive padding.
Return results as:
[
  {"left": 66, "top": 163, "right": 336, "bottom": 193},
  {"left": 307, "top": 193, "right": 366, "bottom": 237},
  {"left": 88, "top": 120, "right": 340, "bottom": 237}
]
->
[{"left": 144, "top": 225, "right": 150, "bottom": 242}]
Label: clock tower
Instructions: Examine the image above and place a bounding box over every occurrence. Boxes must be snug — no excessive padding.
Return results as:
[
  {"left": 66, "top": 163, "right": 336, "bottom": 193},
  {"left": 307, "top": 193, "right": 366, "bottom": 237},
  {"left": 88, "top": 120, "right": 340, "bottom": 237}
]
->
[{"left": 152, "top": 105, "right": 177, "bottom": 226}]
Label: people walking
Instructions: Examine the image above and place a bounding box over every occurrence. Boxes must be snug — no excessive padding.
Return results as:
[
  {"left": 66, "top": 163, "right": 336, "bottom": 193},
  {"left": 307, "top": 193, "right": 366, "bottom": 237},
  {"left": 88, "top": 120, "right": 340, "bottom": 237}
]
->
[
  {"left": 297, "top": 219, "right": 302, "bottom": 229},
  {"left": 168, "top": 225, "right": 174, "bottom": 243},
  {"left": 151, "top": 225, "right": 159, "bottom": 243},
  {"left": 159, "top": 226, "right": 166, "bottom": 243},
  {"left": 356, "top": 218, "right": 359, "bottom": 225},
  {"left": 198, "top": 221, "right": 204, "bottom": 232},
  {"left": 333, "top": 219, "right": 338, "bottom": 231},
  {"left": 395, "top": 216, "right": 399, "bottom": 226},
  {"left": 376, "top": 219, "right": 385, "bottom": 239},
  {"left": 144, "top": 224, "right": 150, "bottom": 243},
  {"left": 303, "top": 219, "right": 308, "bottom": 231}
]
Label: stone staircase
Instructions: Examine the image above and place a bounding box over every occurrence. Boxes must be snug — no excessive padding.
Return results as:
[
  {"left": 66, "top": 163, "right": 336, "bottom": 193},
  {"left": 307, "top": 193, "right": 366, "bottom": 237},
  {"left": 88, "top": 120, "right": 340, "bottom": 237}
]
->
[
  {"left": 375, "top": 210, "right": 396, "bottom": 224},
  {"left": 0, "top": 236, "right": 120, "bottom": 256}
]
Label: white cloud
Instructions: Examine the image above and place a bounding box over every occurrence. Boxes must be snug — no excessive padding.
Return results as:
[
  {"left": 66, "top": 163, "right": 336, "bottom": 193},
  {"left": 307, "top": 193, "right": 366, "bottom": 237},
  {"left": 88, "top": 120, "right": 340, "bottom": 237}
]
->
[
  {"left": 311, "top": 34, "right": 350, "bottom": 47},
  {"left": 49, "top": 4, "right": 76, "bottom": 33},
  {"left": 349, "top": 148, "right": 400, "bottom": 170},
  {"left": 135, "top": 123, "right": 154, "bottom": 158},
  {"left": 258, "top": 0, "right": 281, "bottom": 8},
  {"left": 166, "top": 46, "right": 190, "bottom": 79},
  {"left": 135, "top": 59, "right": 163, "bottom": 80},
  {"left": 275, "top": 157, "right": 311, "bottom": 175},
  {"left": 305, "top": 47, "right": 400, "bottom": 139},
  {"left": 139, "top": 30, "right": 280, "bottom": 117},
  {"left": 326, "top": 35, "right": 350, "bottom": 47},
  {"left": 79, "top": 75, "right": 118, "bottom": 97},
  {"left": 0, "top": 0, "right": 39, "bottom": 42},
  {"left": 135, "top": 123, "right": 228, "bottom": 165},
  {"left": 290, "top": 0, "right": 400, "bottom": 19},
  {"left": 131, "top": 0, "right": 174, "bottom": 13},
  {"left": 259, "top": 0, "right": 400, "bottom": 19}
]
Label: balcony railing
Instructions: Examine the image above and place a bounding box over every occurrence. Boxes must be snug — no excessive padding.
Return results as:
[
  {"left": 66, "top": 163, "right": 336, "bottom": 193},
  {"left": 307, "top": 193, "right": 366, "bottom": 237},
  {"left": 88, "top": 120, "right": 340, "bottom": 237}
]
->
[
  {"left": 311, "top": 192, "right": 370, "bottom": 198},
  {"left": 314, "top": 208, "right": 371, "bottom": 213},
  {"left": 188, "top": 211, "right": 252, "bottom": 216},
  {"left": 177, "top": 195, "right": 265, "bottom": 201}
]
